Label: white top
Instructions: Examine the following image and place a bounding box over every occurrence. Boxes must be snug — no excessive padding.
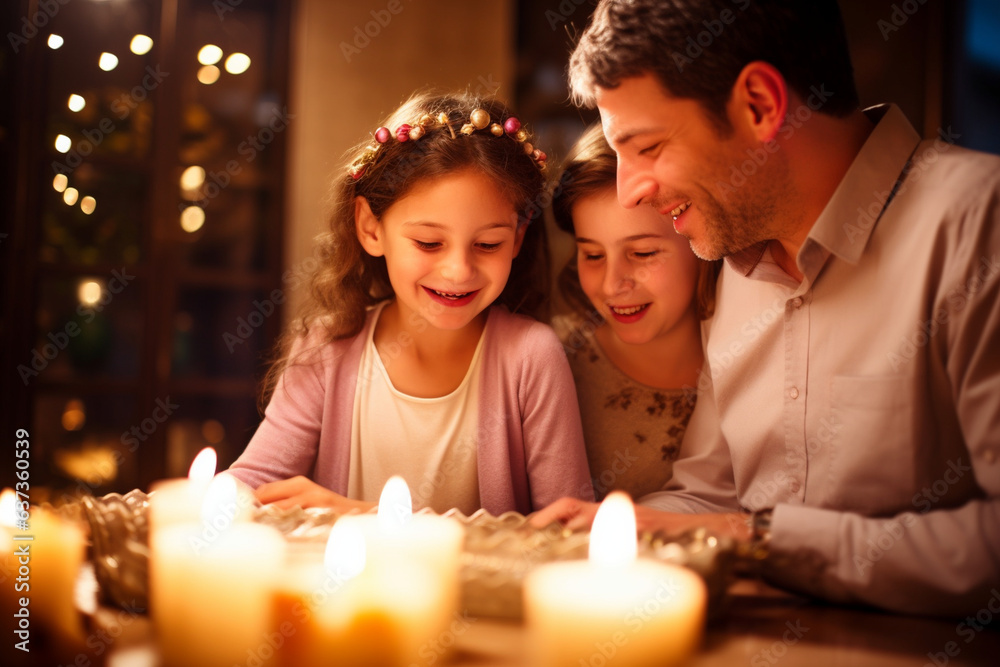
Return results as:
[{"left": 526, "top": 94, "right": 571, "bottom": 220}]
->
[{"left": 348, "top": 302, "right": 482, "bottom": 515}]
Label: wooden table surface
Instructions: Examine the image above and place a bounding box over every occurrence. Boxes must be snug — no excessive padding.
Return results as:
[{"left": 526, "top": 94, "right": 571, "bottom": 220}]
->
[{"left": 90, "top": 578, "right": 998, "bottom": 667}]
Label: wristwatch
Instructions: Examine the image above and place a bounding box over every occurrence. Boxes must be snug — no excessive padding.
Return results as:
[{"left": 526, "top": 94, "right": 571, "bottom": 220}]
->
[{"left": 747, "top": 508, "right": 774, "bottom": 560}]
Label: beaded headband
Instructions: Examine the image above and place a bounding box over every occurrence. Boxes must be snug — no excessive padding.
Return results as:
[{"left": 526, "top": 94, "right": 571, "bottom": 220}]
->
[{"left": 348, "top": 108, "right": 548, "bottom": 180}]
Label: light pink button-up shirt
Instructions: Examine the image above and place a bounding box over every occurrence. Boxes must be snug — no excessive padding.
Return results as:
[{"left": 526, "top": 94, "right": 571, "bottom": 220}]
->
[{"left": 642, "top": 104, "right": 1000, "bottom": 616}]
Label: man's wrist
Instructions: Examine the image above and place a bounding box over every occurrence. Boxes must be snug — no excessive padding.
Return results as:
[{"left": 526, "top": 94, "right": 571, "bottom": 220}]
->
[{"left": 746, "top": 507, "right": 774, "bottom": 560}]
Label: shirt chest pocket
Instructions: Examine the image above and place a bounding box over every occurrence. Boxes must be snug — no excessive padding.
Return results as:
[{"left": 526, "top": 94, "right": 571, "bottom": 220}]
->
[{"left": 826, "top": 375, "right": 917, "bottom": 513}]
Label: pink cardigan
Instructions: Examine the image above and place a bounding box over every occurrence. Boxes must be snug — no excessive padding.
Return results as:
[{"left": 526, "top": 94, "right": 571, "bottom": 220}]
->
[{"left": 228, "top": 305, "right": 594, "bottom": 514}]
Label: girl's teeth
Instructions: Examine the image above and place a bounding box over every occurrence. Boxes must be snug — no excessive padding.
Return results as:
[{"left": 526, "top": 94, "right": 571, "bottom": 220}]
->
[
  {"left": 670, "top": 201, "right": 692, "bottom": 219},
  {"left": 610, "top": 304, "right": 647, "bottom": 315},
  {"left": 433, "top": 289, "right": 470, "bottom": 300}
]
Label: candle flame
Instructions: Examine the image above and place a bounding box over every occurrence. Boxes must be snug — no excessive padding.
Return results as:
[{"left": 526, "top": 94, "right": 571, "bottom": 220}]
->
[
  {"left": 377, "top": 476, "right": 412, "bottom": 532},
  {"left": 200, "top": 473, "right": 237, "bottom": 527},
  {"left": 0, "top": 489, "right": 17, "bottom": 528},
  {"left": 325, "top": 519, "right": 366, "bottom": 581},
  {"left": 188, "top": 447, "right": 217, "bottom": 482},
  {"left": 589, "top": 491, "right": 638, "bottom": 567}
]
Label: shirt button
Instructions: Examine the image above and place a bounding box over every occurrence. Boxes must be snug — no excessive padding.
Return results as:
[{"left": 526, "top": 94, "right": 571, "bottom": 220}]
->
[
  {"left": 791, "top": 297, "right": 803, "bottom": 309},
  {"left": 789, "top": 480, "right": 801, "bottom": 494},
  {"left": 789, "top": 387, "right": 800, "bottom": 399},
  {"left": 986, "top": 450, "right": 997, "bottom": 464}
]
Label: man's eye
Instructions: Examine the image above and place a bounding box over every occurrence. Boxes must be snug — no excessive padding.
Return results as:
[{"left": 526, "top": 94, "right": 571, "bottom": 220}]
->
[{"left": 639, "top": 142, "right": 661, "bottom": 156}]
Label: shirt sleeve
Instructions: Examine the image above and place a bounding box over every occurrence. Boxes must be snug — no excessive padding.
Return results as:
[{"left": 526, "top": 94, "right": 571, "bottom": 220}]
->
[
  {"left": 764, "top": 185, "right": 1000, "bottom": 616},
  {"left": 227, "top": 334, "right": 329, "bottom": 488},
  {"left": 520, "top": 323, "right": 595, "bottom": 508},
  {"left": 639, "top": 354, "right": 742, "bottom": 514}
]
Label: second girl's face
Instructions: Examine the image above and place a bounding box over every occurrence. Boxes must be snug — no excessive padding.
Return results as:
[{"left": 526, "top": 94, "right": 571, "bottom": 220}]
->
[
  {"left": 361, "top": 168, "right": 525, "bottom": 332},
  {"left": 573, "top": 188, "right": 699, "bottom": 346}
]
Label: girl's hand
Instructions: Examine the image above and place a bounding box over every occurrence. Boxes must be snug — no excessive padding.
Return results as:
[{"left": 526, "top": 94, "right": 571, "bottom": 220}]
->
[
  {"left": 255, "top": 476, "right": 375, "bottom": 513},
  {"left": 530, "top": 497, "right": 752, "bottom": 544},
  {"left": 529, "top": 497, "right": 601, "bottom": 532}
]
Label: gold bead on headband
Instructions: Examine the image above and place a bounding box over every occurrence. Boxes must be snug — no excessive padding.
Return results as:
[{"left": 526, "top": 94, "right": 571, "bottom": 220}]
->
[{"left": 348, "top": 108, "right": 547, "bottom": 180}]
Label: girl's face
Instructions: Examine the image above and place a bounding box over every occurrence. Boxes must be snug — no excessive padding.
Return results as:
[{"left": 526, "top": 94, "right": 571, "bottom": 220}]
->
[
  {"left": 573, "top": 188, "right": 700, "bottom": 346},
  {"left": 357, "top": 168, "right": 526, "bottom": 332}
]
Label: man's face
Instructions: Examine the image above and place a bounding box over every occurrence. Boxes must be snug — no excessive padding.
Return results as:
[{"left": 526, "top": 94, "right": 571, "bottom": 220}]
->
[{"left": 596, "top": 73, "right": 787, "bottom": 260}]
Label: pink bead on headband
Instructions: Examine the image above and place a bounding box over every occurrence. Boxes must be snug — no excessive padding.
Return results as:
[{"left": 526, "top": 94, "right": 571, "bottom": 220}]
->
[{"left": 348, "top": 108, "right": 547, "bottom": 180}]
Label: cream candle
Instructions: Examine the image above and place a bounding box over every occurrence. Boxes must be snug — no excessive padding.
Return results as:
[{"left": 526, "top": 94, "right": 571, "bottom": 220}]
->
[
  {"left": 273, "top": 519, "right": 444, "bottom": 667},
  {"left": 1, "top": 489, "right": 24, "bottom": 640},
  {"left": 150, "top": 474, "right": 285, "bottom": 667},
  {"left": 147, "top": 447, "right": 217, "bottom": 531},
  {"left": 348, "top": 477, "right": 464, "bottom": 633},
  {"left": 525, "top": 492, "right": 707, "bottom": 667}
]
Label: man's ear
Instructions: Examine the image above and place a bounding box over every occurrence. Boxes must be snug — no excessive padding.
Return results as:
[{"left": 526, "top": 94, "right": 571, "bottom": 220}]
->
[
  {"left": 729, "top": 61, "right": 788, "bottom": 143},
  {"left": 355, "top": 196, "right": 384, "bottom": 257}
]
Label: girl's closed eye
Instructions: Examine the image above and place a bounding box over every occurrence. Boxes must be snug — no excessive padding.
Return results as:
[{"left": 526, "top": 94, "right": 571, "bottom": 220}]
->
[
  {"left": 632, "top": 249, "right": 660, "bottom": 259},
  {"left": 413, "top": 240, "right": 442, "bottom": 250},
  {"left": 476, "top": 241, "right": 503, "bottom": 252}
]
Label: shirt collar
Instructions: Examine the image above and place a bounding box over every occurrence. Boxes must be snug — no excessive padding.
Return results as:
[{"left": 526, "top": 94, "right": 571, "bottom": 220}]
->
[
  {"left": 726, "top": 104, "right": 921, "bottom": 279},
  {"left": 806, "top": 103, "right": 921, "bottom": 265}
]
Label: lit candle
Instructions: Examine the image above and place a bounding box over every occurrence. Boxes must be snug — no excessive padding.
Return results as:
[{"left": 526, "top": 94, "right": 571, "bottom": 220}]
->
[
  {"left": 151, "top": 473, "right": 286, "bottom": 667},
  {"left": 524, "top": 492, "right": 707, "bottom": 667},
  {"left": 0, "top": 490, "right": 88, "bottom": 658},
  {"left": 272, "top": 477, "right": 465, "bottom": 666},
  {"left": 25, "top": 506, "right": 88, "bottom": 648},
  {"left": 367, "top": 477, "right": 464, "bottom": 602},
  {"left": 1, "top": 490, "right": 24, "bottom": 639},
  {"left": 147, "top": 447, "right": 218, "bottom": 530},
  {"left": 273, "top": 518, "right": 445, "bottom": 667}
]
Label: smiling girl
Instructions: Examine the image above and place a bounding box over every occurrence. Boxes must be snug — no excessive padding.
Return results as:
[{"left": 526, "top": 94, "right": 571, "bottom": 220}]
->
[
  {"left": 553, "top": 123, "right": 720, "bottom": 501},
  {"left": 228, "top": 93, "right": 593, "bottom": 515}
]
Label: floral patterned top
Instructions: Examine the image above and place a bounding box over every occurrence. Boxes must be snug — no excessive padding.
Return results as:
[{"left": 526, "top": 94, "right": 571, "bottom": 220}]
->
[{"left": 558, "top": 319, "right": 696, "bottom": 502}]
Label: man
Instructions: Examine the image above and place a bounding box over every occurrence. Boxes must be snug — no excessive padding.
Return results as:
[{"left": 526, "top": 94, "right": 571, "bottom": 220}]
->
[{"left": 533, "top": 0, "right": 1000, "bottom": 616}]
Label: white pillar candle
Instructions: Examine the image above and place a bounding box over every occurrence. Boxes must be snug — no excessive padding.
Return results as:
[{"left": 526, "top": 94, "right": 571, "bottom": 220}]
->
[
  {"left": 0, "top": 491, "right": 88, "bottom": 658},
  {"left": 271, "top": 477, "right": 464, "bottom": 667},
  {"left": 354, "top": 477, "right": 465, "bottom": 615},
  {"left": 150, "top": 474, "right": 285, "bottom": 667},
  {"left": 272, "top": 519, "right": 445, "bottom": 667},
  {"left": 147, "top": 447, "right": 217, "bottom": 530},
  {"left": 1, "top": 490, "right": 26, "bottom": 643},
  {"left": 525, "top": 493, "right": 707, "bottom": 667}
]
